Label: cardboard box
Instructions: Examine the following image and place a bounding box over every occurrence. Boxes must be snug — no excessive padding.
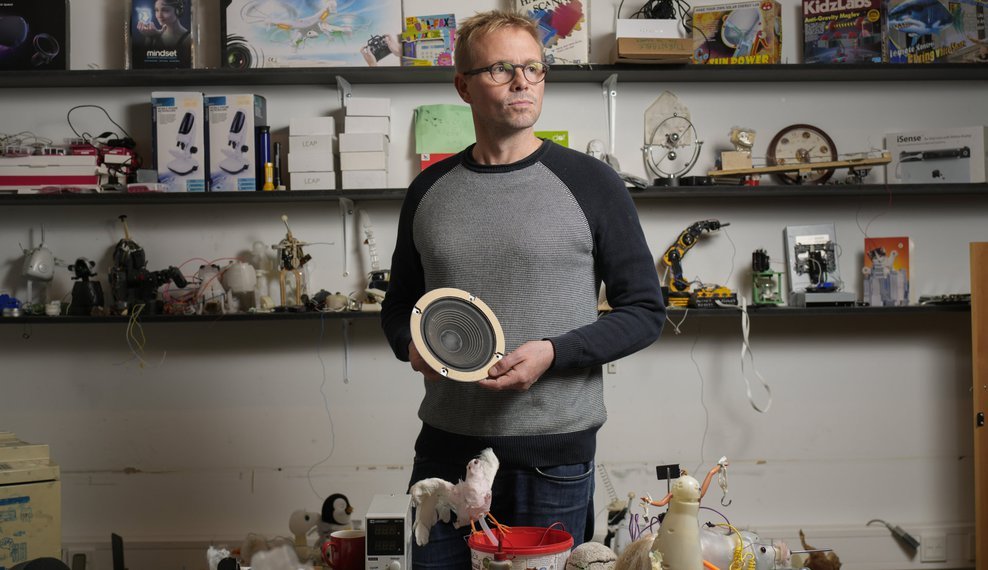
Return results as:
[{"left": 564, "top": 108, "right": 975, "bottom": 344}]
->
[
  {"left": 0, "top": 436, "right": 61, "bottom": 568},
  {"left": 346, "top": 97, "right": 392, "bottom": 117},
  {"left": 886, "top": 127, "right": 988, "bottom": 183},
  {"left": 420, "top": 153, "right": 456, "bottom": 171},
  {"left": 616, "top": 18, "right": 683, "bottom": 39},
  {"left": 0, "top": 155, "right": 99, "bottom": 192},
  {"left": 289, "top": 117, "right": 336, "bottom": 136},
  {"left": 803, "top": 0, "right": 884, "bottom": 63},
  {"left": 222, "top": 0, "right": 403, "bottom": 68},
  {"left": 516, "top": 0, "right": 589, "bottom": 64},
  {"left": 289, "top": 150, "right": 335, "bottom": 173},
  {"left": 401, "top": 13, "right": 456, "bottom": 66},
  {"left": 612, "top": 37, "right": 693, "bottom": 63},
  {"left": 345, "top": 116, "right": 391, "bottom": 136},
  {"left": 289, "top": 135, "right": 335, "bottom": 155},
  {"left": 290, "top": 171, "right": 337, "bottom": 190},
  {"left": 128, "top": 0, "right": 194, "bottom": 69},
  {"left": 863, "top": 236, "right": 910, "bottom": 306},
  {"left": 340, "top": 151, "right": 388, "bottom": 171},
  {"left": 343, "top": 169, "right": 388, "bottom": 188},
  {"left": 206, "top": 94, "right": 267, "bottom": 191},
  {"left": 152, "top": 92, "right": 208, "bottom": 192},
  {"left": 0, "top": 0, "right": 68, "bottom": 70},
  {"left": 340, "top": 133, "right": 390, "bottom": 153},
  {"left": 885, "top": 0, "right": 988, "bottom": 62},
  {"left": 692, "top": 0, "right": 783, "bottom": 64}
]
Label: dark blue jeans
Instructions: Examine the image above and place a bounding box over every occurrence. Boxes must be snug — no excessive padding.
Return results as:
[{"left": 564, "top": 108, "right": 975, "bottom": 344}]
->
[{"left": 408, "top": 457, "right": 595, "bottom": 570}]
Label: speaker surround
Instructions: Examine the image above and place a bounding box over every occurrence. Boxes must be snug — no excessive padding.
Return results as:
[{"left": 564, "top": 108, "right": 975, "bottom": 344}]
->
[{"left": 410, "top": 288, "right": 505, "bottom": 382}]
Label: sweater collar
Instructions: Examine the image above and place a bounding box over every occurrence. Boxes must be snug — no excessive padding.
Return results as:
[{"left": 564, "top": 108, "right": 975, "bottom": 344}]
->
[{"left": 461, "top": 139, "right": 552, "bottom": 173}]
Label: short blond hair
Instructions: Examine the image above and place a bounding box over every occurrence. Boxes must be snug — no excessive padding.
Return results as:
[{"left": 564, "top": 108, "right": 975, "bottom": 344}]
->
[{"left": 454, "top": 10, "right": 543, "bottom": 72}]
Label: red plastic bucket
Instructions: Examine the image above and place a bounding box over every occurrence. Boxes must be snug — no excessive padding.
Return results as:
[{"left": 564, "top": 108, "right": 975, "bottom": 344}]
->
[{"left": 468, "top": 526, "right": 574, "bottom": 570}]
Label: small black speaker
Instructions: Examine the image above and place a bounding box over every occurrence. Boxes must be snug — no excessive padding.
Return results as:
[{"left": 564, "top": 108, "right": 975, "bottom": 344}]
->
[{"left": 410, "top": 288, "right": 505, "bottom": 381}]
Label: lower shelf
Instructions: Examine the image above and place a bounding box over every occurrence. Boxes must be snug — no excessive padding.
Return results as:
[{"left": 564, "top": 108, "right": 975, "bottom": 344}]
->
[{"left": 0, "top": 304, "right": 968, "bottom": 324}]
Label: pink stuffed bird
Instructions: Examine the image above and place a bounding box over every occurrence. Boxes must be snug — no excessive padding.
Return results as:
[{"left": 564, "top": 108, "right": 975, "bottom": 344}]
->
[{"left": 410, "top": 447, "right": 501, "bottom": 546}]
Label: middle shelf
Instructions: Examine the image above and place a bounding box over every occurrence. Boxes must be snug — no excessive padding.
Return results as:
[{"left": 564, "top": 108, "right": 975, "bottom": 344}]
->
[{"left": 2, "top": 183, "right": 987, "bottom": 205}]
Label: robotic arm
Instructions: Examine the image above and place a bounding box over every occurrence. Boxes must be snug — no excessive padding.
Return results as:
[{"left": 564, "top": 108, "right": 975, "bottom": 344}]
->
[{"left": 661, "top": 220, "right": 729, "bottom": 304}]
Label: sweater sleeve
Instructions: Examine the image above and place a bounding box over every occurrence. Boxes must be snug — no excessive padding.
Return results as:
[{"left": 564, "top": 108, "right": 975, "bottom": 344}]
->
[{"left": 542, "top": 147, "right": 666, "bottom": 369}]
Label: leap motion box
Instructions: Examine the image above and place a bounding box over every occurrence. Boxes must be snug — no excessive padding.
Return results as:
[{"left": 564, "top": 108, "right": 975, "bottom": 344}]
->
[
  {"left": 692, "top": 0, "right": 782, "bottom": 64},
  {"left": 221, "top": 0, "right": 402, "bottom": 68},
  {"left": 152, "top": 91, "right": 208, "bottom": 192},
  {"left": 886, "top": 127, "right": 987, "bottom": 183},
  {"left": 0, "top": 0, "right": 68, "bottom": 70}
]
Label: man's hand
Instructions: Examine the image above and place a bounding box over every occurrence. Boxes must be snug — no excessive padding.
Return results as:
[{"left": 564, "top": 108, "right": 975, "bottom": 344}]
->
[
  {"left": 409, "top": 341, "right": 445, "bottom": 382},
  {"left": 478, "top": 340, "right": 554, "bottom": 392}
]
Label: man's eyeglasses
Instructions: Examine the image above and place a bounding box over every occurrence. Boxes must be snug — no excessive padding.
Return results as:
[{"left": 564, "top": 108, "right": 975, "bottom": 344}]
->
[{"left": 462, "top": 61, "right": 550, "bottom": 85}]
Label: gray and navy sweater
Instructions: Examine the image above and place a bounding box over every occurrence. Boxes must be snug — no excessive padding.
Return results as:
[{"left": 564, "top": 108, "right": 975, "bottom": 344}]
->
[{"left": 381, "top": 139, "right": 665, "bottom": 468}]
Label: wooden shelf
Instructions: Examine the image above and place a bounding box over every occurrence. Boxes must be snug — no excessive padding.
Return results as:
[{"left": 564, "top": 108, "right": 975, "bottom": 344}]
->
[
  {"left": 0, "top": 303, "right": 968, "bottom": 325},
  {"left": 3, "top": 183, "right": 986, "bottom": 205},
  {"left": 0, "top": 310, "right": 381, "bottom": 325},
  {"left": 3, "top": 64, "right": 986, "bottom": 89}
]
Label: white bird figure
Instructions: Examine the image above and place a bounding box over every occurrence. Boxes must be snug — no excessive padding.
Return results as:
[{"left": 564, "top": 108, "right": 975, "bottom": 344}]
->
[{"left": 410, "top": 448, "right": 501, "bottom": 546}]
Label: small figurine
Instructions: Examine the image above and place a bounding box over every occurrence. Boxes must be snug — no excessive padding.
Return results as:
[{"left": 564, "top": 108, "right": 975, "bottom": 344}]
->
[
  {"left": 193, "top": 264, "right": 227, "bottom": 315},
  {"left": 317, "top": 493, "right": 354, "bottom": 547},
  {"left": 21, "top": 225, "right": 61, "bottom": 309},
  {"left": 108, "top": 215, "right": 188, "bottom": 315},
  {"left": 68, "top": 258, "right": 106, "bottom": 316},
  {"left": 271, "top": 215, "right": 311, "bottom": 308},
  {"left": 410, "top": 448, "right": 501, "bottom": 546}
]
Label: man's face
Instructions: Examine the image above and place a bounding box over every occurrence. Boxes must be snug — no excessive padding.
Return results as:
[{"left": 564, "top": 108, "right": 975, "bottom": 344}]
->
[{"left": 456, "top": 27, "right": 545, "bottom": 135}]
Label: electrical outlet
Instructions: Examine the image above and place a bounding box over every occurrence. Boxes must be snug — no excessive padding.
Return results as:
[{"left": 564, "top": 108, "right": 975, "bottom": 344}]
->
[
  {"left": 606, "top": 362, "right": 617, "bottom": 374},
  {"left": 920, "top": 532, "right": 947, "bottom": 563}
]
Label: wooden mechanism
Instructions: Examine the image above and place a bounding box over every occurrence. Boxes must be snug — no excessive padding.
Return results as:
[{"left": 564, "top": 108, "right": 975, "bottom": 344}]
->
[{"left": 708, "top": 151, "right": 891, "bottom": 178}]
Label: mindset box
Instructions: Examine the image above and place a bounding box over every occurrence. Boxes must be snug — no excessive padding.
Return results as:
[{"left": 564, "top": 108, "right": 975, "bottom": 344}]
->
[
  {"left": 885, "top": 0, "right": 988, "bottom": 62},
  {"left": 886, "top": 126, "right": 988, "bottom": 183},
  {"left": 692, "top": 0, "right": 782, "bottom": 64},
  {"left": 206, "top": 94, "right": 267, "bottom": 191},
  {"left": 152, "top": 92, "right": 208, "bottom": 192},
  {"left": 221, "top": 0, "right": 402, "bottom": 68},
  {"left": 803, "top": 0, "right": 884, "bottom": 63},
  {"left": 0, "top": 0, "right": 68, "bottom": 70},
  {"left": 128, "top": 0, "right": 195, "bottom": 69}
]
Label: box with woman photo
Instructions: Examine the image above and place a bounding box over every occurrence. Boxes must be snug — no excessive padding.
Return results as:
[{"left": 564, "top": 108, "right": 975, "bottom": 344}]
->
[{"left": 128, "top": 0, "right": 196, "bottom": 69}]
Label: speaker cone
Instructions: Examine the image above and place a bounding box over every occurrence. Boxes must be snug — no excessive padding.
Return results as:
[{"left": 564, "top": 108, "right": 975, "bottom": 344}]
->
[{"left": 410, "top": 288, "right": 505, "bottom": 382}]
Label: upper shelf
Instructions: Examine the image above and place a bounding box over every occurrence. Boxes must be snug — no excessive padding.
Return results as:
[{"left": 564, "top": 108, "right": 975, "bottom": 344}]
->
[
  {"left": 4, "top": 64, "right": 987, "bottom": 88},
  {"left": 2, "top": 183, "right": 985, "bottom": 205}
]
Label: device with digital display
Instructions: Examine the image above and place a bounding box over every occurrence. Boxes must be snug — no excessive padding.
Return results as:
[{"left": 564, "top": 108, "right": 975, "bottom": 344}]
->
[{"left": 365, "top": 494, "right": 412, "bottom": 570}]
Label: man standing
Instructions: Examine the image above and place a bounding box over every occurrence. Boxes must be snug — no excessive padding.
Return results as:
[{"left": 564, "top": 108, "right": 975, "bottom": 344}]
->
[{"left": 381, "top": 10, "right": 665, "bottom": 568}]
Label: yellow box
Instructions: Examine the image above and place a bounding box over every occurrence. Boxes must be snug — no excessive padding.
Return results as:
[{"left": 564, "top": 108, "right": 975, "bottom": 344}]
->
[
  {"left": 0, "top": 437, "right": 61, "bottom": 568},
  {"left": 692, "top": 0, "right": 782, "bottom": 64}
]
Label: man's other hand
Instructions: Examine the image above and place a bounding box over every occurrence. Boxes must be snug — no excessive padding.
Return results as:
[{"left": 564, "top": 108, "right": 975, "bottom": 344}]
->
[
  {"left": 409, "top": 341, "right": 445, "bottom": 382},
  {"left": 478, "top": 340, "right": 554, "bottom": 392}
]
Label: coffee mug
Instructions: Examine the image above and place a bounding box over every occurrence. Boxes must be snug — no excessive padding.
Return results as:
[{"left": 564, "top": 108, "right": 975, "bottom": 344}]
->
[{"left": 322, "top": 529, "right": 365, "bottom": 570}]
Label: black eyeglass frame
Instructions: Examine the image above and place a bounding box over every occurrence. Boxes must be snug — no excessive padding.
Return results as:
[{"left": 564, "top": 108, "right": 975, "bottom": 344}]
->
[{"left": 461, "top": 60, "right": 551, "bottom": 85}]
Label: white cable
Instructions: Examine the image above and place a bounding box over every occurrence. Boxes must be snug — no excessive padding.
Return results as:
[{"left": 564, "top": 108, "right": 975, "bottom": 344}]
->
[
  {"left": 668, "top": 307, "right": 689, "bottom": 334},
  {"left": 715, "top": 297, "right": 772, "bottom": 413}
]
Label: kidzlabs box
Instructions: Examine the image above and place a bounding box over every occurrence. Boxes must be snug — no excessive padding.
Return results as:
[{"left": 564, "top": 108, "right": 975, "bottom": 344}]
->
[
  {"left": 206, "top": 94, "right": 267, "bottom": 191},
  {"left": 0, "top": 0, "right": 68, "bottom": 70},
  {"left": 886, "top": 126, "right": 988, "bottom": 183},
  {"left": 803, "top": 0, "right": 884, "bottom": 63},
  {"left": 152, "top": 91, "right": 208, "bottom": 192},
  {"left": 128, "top": 0, "right": 195, "bottom": 69},
  {"left": 221, "top": 0, "right": 403, "bottom": 68},
  {"left": 884, "top": 0, "right": 988, "bottom": 63},
  {"left": 692, "top": 0, "right": 783, "bottom": 64}
]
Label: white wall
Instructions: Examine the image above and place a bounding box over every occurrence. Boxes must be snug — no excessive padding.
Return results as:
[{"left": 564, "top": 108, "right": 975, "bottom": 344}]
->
[{"left": 1, "top": 0, "right": 986, "bottom": 569}]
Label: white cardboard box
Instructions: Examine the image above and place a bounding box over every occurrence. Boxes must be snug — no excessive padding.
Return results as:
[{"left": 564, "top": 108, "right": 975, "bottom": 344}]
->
[
  {"left": 886, "top": 126, "right": 987, "bottom": 184},
  {"left": 346, "top": 97, "right": 392, "bottom": 117},
  {"left": 152, "top": 91, "right": 208, "bottom": 192},
  {"left": 340, "top": 133, "right": 390, "bottom": 153},
  {"left": 345, "top": 116, "right": 390, "bottom": 136},
  {"left": 291, "top": 171, "right": 337, "bottom": 190},
  {"left": 343, "top": 169, "right": 388, "bottom": 189},
  {"left": 289, "top": 135, "right": 335, "bottom": 155},
  {"left": 206, "top": 93, "right": 267, "bottom": 191},
  {"left": 289, "top": 150, "right": 335, "bottom": 173},
  {"left": 0, "top": 436, "right": 61, "bottom": 567},
  {"left": 0, "top": 155, "right": 99, "bottom": 192},
  {"left": 289, "top": 116, "right": 336, "bottom": 136},
  {"left": 340, "top": 151, "right": 388, "bottom": 171}
]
